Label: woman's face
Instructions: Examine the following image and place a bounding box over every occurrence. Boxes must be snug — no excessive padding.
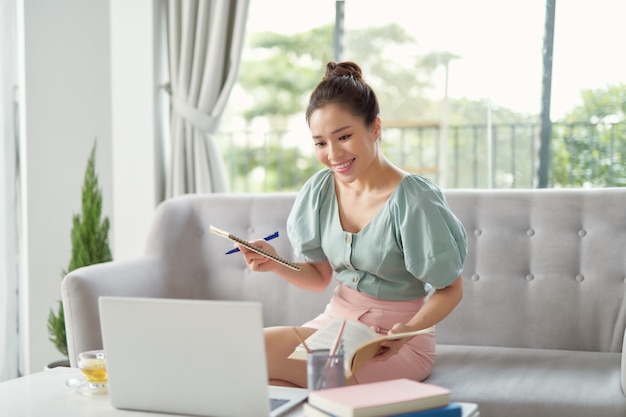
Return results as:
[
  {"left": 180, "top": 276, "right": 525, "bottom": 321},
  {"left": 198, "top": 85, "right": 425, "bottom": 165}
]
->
[{"left": 309, "top": 104, "right": 380, "bottom": 184}]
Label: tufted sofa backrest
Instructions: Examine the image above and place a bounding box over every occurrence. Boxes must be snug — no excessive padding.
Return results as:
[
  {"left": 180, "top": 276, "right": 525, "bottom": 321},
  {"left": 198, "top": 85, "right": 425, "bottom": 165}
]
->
[
  {"left": 144, "top": 188, "right": 626, "bottom": 353},
  {"left": 439, "top": 188, "right": 626, "bottom": 353}
]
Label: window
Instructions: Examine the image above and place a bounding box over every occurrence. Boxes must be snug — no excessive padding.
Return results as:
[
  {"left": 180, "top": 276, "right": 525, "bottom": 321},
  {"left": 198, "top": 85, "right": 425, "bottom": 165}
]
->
[{"left": 219, "top": 0, "right": 626, "bottom": 191}]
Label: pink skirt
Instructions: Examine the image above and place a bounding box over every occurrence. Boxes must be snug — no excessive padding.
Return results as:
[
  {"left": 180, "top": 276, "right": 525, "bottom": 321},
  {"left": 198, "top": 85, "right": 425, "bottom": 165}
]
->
[{"left": 302, "top": 283, "right": 436, "bottom": 383}]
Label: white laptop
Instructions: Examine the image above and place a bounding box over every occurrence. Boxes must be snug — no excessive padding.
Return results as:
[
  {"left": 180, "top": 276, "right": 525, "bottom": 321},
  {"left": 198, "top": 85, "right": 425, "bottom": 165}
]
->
[{"left": 98, "top": 296, "right": 309, "bottom": 417}]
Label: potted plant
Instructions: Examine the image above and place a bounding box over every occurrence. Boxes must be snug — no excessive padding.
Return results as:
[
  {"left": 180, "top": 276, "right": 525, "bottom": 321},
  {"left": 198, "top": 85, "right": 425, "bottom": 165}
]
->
[{"left": 47, "top": 140, "right": 112, "bottom": 367}]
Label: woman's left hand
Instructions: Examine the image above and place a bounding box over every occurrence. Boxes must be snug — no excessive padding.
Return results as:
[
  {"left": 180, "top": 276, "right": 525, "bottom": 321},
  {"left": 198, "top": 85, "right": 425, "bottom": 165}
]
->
[{"left": 370, "top": 322, "right": 412, "bottom": 362}]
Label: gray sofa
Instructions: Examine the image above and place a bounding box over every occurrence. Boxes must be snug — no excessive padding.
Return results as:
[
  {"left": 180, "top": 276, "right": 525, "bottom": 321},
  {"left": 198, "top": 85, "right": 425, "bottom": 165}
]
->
[{"left": 62, "top": 189, "right": 626, "bottom": 417}]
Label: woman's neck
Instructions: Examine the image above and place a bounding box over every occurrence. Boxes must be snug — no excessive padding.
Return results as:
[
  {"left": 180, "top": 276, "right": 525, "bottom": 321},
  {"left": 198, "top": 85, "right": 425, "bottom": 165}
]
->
[{"left": 337, "top": 155, "right": 405, "bottom": 195}]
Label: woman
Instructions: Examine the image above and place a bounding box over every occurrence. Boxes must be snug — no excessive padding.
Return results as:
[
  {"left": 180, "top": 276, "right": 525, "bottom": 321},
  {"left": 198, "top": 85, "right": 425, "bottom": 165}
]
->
[{"left": 236, "top": 61, "right": 467, "bottom": 388}]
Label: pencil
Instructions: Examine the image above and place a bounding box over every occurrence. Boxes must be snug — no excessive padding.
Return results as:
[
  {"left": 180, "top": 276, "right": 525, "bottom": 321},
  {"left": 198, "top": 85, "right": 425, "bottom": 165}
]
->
[
  {"left": 315, "top": 319, "right": 347, "bottom": 390},
  {"left": 292, "top": 327, "right": 312, "bottom": 353},
  {"left": 330, "top": 319, "right": 346, "bottom": 357}
]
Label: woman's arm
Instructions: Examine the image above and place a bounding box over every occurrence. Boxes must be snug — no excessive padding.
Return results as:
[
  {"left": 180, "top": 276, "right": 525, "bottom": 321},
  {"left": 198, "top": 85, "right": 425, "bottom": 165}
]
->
[
  {"left": 236, "top": 240, "right": 334, "bottom": 292},
  {"left": 404, "top": 275, "right": 463, "bottom": 331},
  {"left": 373, "top": 276, "right": 463, "bottom": 361}
]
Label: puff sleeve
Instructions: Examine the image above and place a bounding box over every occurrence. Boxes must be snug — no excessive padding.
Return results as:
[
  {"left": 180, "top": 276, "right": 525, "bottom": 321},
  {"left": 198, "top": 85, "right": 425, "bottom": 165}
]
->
[
  {"left": 286, "top": 169, "right": 333, "bottom": 263},
  {"left": 392, "top": 176, "right": 467, "bottom": 289}
]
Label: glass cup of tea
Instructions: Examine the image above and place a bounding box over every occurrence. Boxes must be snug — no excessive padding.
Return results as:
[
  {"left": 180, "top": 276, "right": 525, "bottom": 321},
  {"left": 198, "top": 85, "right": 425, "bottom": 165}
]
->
[{"left": 77, "top": 350, "right": 107, "bottom": 389}]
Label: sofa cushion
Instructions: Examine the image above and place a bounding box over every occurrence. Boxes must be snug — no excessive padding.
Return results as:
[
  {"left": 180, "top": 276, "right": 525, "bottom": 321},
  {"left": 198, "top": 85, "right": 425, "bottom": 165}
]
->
[{"left": 426, "top": 344, "right": 626, "bottom": 417}]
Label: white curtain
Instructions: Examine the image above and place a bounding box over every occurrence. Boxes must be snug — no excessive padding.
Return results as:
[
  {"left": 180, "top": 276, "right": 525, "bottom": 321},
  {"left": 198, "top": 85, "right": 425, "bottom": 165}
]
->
[
  {"left": 165, "top": 0, "right": 249, "bottom": 196},
  {"left": 0, "top": 0, "right": 20, "bottom": 382}
]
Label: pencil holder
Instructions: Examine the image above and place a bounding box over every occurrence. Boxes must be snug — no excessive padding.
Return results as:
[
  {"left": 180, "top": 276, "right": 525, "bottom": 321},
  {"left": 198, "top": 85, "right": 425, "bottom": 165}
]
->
[{"left": 306, "top": 347, "right": 345, "bottom": 391}]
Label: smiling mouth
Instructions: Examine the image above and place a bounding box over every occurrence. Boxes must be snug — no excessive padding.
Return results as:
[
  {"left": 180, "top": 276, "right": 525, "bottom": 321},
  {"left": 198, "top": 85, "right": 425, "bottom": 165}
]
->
[{"left": 332, "top": 159, "right": 355, "bottom": 172}]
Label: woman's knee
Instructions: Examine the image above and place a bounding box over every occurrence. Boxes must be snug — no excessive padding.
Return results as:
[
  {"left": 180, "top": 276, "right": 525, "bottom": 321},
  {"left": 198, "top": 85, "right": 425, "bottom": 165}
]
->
[
  {"left": 264, "top": 326, "right": 311, "bottom": 387},
  {"left": 264, "top": 326, "right": 314, "bottom": 359}
]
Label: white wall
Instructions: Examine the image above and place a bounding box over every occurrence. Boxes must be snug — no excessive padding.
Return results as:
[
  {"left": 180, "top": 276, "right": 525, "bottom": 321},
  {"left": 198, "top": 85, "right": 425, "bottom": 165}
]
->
[
  {"left": 110, "top": 0, "right": 163, "bottom": 261},
  {"left": 19, "top": 0, "right": 159, "bottom": 374},
  {"left": 1, "top": 0, "right": 20, "bottom": 382}
]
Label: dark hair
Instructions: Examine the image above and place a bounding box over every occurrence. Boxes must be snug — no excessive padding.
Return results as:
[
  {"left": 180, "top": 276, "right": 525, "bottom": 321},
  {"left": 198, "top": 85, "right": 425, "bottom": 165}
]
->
[{"left": 305, "top": 61, "right": 380, "bottom": 128}]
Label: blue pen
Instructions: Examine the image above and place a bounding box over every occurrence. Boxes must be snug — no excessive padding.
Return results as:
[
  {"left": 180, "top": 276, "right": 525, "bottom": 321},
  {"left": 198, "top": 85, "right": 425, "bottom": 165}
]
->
[{"left": 225, "top": 231, "right": 280, "bottom": 254}]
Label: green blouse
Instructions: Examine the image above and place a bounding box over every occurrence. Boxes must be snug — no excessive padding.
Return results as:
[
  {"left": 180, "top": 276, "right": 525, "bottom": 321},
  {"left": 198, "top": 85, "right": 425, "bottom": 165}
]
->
[{"left": 286, "top": 169, "right": 467, "bottom": 300}]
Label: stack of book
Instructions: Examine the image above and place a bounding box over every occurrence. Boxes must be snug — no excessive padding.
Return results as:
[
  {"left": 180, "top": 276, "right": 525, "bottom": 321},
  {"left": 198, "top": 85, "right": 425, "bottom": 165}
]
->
[{"left": 304, "top": 378, "right": 463, "bottom": 417}]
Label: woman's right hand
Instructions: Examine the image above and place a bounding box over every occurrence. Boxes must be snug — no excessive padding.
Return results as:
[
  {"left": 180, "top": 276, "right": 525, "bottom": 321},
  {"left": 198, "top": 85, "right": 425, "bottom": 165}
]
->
[
  {"left": 237, "top": 240, "right": 279, "bottom": 272},
  {"left": 238, "top": 242, "right": 333, "bottom": 293}
]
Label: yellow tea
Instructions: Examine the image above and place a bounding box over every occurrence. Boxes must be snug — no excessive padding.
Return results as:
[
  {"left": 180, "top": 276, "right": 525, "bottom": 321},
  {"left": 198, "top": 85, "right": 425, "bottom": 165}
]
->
[
  {"left": 77, "top": 350, "right": 108, "bottom": 385},
  {"left": 79, "top": 360, "right": 107, "bottom": 382}
]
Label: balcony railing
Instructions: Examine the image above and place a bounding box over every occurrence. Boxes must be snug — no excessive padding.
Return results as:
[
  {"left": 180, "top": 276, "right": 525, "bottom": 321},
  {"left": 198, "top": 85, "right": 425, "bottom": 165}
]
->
[{"left": 216, "top": 121, "right": 626, "bottom": 193}]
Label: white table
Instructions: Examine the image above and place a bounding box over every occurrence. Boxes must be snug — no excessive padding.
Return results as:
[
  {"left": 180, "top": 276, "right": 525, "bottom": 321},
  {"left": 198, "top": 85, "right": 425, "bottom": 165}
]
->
[{"left": 0, "top": 368, "right": 479, "bottom": 417}]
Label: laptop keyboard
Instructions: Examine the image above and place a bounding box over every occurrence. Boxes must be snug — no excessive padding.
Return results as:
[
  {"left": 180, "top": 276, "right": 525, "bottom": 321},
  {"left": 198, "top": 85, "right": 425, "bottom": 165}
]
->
[{"left": 270, "top": 398, "right": 290, "bottom": 411}]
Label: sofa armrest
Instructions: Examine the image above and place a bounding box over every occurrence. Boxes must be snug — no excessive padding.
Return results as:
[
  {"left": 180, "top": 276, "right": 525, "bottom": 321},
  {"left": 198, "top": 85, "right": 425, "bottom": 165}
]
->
[{"left": 61, "top": 256, "right": 171, "bottom": 366}]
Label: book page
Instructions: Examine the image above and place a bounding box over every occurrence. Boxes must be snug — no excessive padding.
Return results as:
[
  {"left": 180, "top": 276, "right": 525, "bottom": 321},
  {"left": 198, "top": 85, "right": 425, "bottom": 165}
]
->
[{"left": 303, "top": 319, "right": 378, "bottom": 353}]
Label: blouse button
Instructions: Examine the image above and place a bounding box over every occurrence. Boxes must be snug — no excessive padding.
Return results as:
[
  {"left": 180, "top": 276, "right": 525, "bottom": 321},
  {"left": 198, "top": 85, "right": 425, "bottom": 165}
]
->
[
  {"left": 346, "top": 234, "right": 352, "bottom": 245},
  {"left": 526, "top": 274, "right": 534, "bottom": 281},
  {"left": 578, "top": 229, "right": 587, "bottom": 237},
  {"left": 575, "top": 274, "right": 584, "bottom": 282},
  {"left": 526, "top": 229, "right": 535, "bottom": 237},
  {"left": 474, "top": 229, "right": 482, "bottom": 237},
  {"left": 353, "top": 275, "right": 359, "bottom": 283}
]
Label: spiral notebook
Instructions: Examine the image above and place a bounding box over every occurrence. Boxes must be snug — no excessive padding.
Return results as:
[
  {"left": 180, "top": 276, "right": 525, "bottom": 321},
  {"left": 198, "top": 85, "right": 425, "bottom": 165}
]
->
[
  {"left": 99, "top": 296, "right": 308, "bottom": 417},
  {"left": 210, "top": 225, "right": 301, "bottom": 271}
]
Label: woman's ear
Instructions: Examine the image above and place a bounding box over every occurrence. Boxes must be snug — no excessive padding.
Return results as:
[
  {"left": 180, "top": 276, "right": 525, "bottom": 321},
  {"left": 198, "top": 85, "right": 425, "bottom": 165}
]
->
[{"left": 372, "top": 116, "right": 382, "bottom": 140}]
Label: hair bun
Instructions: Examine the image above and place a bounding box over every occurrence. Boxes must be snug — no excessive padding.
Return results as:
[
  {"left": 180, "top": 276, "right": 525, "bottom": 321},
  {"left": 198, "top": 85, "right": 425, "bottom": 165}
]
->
[
  {"left": 307, "top": 60, "right": 379, "bottom": 127},
  {"left": 323, "top": 61, "right": 363, "bottom": 81}
]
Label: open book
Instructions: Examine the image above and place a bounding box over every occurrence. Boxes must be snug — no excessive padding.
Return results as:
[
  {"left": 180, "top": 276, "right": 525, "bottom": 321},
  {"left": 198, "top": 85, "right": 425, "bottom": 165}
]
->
[{"left": 288, "top": 318, "right": 434, "bottom": 379}]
